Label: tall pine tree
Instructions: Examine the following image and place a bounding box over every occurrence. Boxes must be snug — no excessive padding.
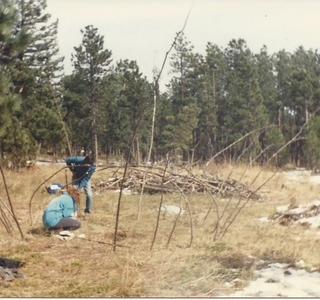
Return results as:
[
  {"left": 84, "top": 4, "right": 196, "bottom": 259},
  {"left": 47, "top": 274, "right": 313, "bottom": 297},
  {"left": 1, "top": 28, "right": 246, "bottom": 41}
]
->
[{"left": 64, "top": 25, "right": 112, "bottom": 160}]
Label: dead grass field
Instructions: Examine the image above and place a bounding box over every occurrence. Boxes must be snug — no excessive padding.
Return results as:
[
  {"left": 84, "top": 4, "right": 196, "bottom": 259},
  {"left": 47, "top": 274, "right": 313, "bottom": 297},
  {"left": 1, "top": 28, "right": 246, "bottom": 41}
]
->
[{"left": 1, "top": 163, "right": 320, "bottom": 297}]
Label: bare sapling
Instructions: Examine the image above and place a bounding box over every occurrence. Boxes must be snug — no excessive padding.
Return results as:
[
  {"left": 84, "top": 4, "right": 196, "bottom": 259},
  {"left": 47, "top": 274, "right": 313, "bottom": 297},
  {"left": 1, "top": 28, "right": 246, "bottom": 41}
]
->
[
  {"left": 137, "top": 4, "right": 194, "bottom": 220},
  {"left": 0, "top": 165, "right": 24, "bottom": 239},
  {"left": 0, "top": 196, "right": 13, "bottom": 233},
  {"left": 150, "top": 152, "right": 170, "bottom": 250},
  {"left": 206, "top": 111, "right": 317, "bottom": 241},
  {"left": 166, "top": 180, "right": 193, "bottom": 249}
]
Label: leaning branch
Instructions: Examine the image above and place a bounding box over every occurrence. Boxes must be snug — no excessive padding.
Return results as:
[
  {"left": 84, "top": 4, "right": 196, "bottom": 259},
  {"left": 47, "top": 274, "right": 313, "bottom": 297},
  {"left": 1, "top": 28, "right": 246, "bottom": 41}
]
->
[
  {"left": 138, "top": 1, "right": 194, "bottom": 220},
  {"left": 205, "top": 127, "right": 270, "bottom": 168},
  {"left": 0, "top": 165, "right": 24, "bottom": 239}
]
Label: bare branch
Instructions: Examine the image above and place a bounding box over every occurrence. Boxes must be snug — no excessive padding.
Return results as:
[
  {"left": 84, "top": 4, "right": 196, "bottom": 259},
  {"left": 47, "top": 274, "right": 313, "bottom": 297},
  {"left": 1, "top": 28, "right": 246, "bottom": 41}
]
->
[{"left": 0, "top": 165, "right": 24, "bottom": 239}]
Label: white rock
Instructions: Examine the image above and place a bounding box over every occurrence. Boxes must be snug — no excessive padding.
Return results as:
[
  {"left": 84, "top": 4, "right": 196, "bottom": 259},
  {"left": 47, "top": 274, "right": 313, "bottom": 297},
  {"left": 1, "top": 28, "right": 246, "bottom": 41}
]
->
[{"left": 158, "top": 205, "right": 185, "bottom": 216}]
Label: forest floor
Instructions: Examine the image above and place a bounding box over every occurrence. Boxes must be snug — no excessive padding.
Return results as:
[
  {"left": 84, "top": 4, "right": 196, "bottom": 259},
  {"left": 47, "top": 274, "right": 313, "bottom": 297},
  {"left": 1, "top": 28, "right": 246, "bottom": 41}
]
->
[{"left": 1, "top": 162, "right": 320, "bottom": 297}]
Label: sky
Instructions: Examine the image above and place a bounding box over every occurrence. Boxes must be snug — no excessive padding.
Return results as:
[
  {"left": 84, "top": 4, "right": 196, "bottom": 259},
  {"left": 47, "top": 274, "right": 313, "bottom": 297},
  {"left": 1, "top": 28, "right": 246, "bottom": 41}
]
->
[{"left": 46, "top": 0, "right": 320, "bottom": 89}]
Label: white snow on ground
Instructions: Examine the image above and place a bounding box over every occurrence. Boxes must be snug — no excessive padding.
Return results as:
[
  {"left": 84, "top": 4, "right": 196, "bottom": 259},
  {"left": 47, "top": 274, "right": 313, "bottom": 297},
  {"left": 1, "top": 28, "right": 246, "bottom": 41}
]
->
[
  {"left": 284, "top": 168, "right": 320, "bottom": 184},
  {"left": 228, "top": 263, "right": 320, "bottom": 297},
  {"left": 227, "top": 168, "right": 320, "bottom": 297},
  {"left": 309, "top": 175, "right": 320, "bottom": 184},
  {"left": 273, "top": 199, "right": 320, "bottom": 228},
  {"left": 284, "top": 169, "right": 312, "bottom": 182},
  {"left": 297, "top": 214, "right": 320, "bottom": 228}
]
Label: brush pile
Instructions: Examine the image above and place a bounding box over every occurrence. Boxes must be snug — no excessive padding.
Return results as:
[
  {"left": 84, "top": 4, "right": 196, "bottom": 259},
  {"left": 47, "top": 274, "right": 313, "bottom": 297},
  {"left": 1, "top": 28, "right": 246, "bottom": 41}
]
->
[
  {"left": 271, "top": 199, "right": 320, "bottom": 227},
  {"left": 92, "top": 167, "right": 260, "bottom": 199}
]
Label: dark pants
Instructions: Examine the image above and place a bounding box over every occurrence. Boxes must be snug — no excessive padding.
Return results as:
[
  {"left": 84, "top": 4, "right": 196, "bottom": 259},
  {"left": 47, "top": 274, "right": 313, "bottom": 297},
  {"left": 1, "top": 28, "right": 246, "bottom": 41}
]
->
[{"left": 49, "top": 218, "right": 81, "bottom": 231}]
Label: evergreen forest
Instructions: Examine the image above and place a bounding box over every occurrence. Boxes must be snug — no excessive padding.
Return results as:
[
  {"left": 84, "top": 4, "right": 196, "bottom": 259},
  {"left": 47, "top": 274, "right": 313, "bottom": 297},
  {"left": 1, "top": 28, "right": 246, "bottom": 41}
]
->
[{"left": 2, "top": 0, "right": 320, "bottom": 170}]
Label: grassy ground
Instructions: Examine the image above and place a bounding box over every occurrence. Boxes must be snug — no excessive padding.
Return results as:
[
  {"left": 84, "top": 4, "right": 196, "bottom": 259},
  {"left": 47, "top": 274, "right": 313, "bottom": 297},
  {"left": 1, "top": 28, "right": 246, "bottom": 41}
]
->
[{"left": 0, "top": 163, "right": 320, "bottom": 297}]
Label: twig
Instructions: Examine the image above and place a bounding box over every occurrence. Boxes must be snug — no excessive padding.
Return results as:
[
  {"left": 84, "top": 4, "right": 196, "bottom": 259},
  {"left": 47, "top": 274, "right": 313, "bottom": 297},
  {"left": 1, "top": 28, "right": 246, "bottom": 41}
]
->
[
  {"left": 205, "top": 127, "right": 270, "bottom": 168},
  {"left": 165, "top": 207, "right": 183, "bottom": 249},
  {"left": 0, "top": 164, "right": 24, "bottom": 239},
  {"left": 0, "top": 196, "right": 14, "bottom": 232},
  {"left": 150, "top": 153, "right": 170, "bottom": 250},
  {"left": 219, "top": 195, "right": 251, "bottom": 240},
  {"left": 78, "top": 236, "right": 130, "bottom": 247},
  {"left": 138, "top": 1, "right": 194, "bottom": 220},
  {"left": 0, "top": 205, "right": 12, "bottom": 234},
  {"left": 113, "top": 108, "right": 147, "bottom": 251}
]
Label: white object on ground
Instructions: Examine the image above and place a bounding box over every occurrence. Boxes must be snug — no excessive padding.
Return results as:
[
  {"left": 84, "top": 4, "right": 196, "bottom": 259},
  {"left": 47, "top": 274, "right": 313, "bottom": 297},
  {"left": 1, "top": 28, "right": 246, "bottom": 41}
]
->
[
  {"left": 276, "top": 205, "right": 289, "bottom": 213},
  {"left": 113, "top": 188, "right": 132, "bottom": 195},
  {"left": 53, "top": 230, "right": 75, "bottom": 241},
  {"left": 296, "top": 215, "right": 320, "bottom": 228},
  {"left": 228, "top": 263, "right": 320, "bottom": 297},
  {"left": 158, "top": 205, "right": 185, "bottom": 216},
  {"left": 258, "top": 217, "right": 272, "bottom": 223}
]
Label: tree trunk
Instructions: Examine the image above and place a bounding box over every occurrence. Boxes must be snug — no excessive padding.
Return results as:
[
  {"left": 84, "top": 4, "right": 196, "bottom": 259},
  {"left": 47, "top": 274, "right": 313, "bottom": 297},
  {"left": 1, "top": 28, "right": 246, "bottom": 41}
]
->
[
  {"left": 136, "top": 135, "right": 140, "bottom": 165},
  {"left": 36, "top": 142, "right": 41, "bottom": 161},
  {"left": 94, "top": 131, "right": 98, "bottom": 164},
  {"left": 146, "top": 81, "right": 157, "bottom": 164}
]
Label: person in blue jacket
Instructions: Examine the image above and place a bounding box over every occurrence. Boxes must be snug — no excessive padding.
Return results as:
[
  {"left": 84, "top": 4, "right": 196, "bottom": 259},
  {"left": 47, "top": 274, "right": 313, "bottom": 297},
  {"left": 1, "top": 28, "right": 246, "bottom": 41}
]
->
[
  {"left": 42, "top": 186, "right": 81, "bottom": 232},
  {"left": 66, "top": 152, "right": 96, "bottom": 214}
]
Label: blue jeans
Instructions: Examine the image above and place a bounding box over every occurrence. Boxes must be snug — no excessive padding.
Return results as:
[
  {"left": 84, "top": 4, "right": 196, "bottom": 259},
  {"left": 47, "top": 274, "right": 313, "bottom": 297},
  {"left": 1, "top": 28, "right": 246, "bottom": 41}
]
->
[
  {"left": 83, "top": 179, "right": 93, "bottom": 213},
  {"left": 72, "top": 178, "right": 93, "bottom": 213}
]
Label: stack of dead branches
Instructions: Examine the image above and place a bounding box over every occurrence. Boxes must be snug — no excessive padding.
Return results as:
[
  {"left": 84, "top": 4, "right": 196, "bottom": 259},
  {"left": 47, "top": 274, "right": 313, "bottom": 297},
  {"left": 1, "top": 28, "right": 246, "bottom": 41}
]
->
[
  {"left": 271, "top": 199, "right": 320, "bottom": 227},
  {"left": 93, "top": 167, "right": 260, "bottom": 200}
]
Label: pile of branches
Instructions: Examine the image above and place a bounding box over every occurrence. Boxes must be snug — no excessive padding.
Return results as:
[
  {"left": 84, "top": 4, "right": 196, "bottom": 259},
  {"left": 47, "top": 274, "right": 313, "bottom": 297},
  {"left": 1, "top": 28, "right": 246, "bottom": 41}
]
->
[
  {"left": 271, "top": 199, "right": 320, "bottom": 227},
  {"left": 92, "top": 167, "right": 260, "bottom": 199}
]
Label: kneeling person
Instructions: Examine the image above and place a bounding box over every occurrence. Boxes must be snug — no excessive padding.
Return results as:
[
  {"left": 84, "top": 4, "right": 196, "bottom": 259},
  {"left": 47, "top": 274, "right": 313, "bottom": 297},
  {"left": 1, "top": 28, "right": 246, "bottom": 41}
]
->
[{"left": 42, "top": 186, "right": 81, "bottom": 232}]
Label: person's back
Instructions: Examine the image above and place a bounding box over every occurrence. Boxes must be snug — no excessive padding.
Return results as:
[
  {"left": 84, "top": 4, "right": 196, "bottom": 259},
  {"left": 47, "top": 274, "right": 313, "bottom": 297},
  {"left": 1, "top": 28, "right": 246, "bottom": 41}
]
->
[
  {"left": 42, "top": 193, "right": 77, "bottom": 228},
  {"left": 66, "top": 156, "right": 88, "bottom": 179},
  {"left": 65, "top": 153, "right": 96, "bottom": 214}
]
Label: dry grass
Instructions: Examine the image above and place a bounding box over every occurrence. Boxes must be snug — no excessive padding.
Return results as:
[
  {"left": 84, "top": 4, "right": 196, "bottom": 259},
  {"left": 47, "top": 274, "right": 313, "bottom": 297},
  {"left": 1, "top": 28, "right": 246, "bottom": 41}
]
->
[{"left": 1, "top": 163, "right": 320, "bottom": 297}]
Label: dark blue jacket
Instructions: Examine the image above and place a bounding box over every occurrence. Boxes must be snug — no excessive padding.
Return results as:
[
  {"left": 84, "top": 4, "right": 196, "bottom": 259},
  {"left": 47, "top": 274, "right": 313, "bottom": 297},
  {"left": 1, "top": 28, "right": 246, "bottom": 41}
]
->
[{"left": 66, "top": 156, "right": 96, "bottom": 189}]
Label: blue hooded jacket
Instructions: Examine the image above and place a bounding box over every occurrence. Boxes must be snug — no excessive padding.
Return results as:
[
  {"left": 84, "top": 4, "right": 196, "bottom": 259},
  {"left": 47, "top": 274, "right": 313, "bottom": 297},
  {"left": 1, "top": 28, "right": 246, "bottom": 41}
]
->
[
  {"left": 65, "top": 156, "right": 96, "bottom": 189},
  {"left": 42, "top": 192, "right": 78, "bottom": 228}
]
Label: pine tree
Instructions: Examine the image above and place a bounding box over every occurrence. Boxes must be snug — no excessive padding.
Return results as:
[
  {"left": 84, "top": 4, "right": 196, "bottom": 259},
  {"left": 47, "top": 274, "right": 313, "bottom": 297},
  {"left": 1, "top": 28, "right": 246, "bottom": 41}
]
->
[
  {"left": 222, "top": 39, "right": 269, "bottom": 163},
  {"left": 67, "top": 25, "right": 112, "bottom": 160},
  {"left": 167, "top": 33, "right": 202, "bottom": 162},
  {"left": 112, "top": 59, "right": 152, "bottom": 164},
  {"left": 198, "top": 42, "right": 228, "bottom": 160},
  {"left": 0, "top": 0, "right": 32, "bottom": 167},
  {"left": 6, "top": 0, "right": 65, "bottom": 159}
]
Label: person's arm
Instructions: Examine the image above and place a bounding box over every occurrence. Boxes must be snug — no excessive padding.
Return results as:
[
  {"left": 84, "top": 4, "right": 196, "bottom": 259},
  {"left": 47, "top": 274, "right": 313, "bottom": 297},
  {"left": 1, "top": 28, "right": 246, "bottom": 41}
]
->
[
  {"left": 66, "top": 156, "right": 80, "bottom": 166},
  {"left": 66, "top": 156, "right": 86, "bottom": 178},
  {"left": 77, "top": 164, "right": 96, "bottom": 189},
  {"left": 61, "top": 195, "right": 78, "bottom": 218},
  {"left": 66, "top": 157, "right": 76, "bottom": 174}
]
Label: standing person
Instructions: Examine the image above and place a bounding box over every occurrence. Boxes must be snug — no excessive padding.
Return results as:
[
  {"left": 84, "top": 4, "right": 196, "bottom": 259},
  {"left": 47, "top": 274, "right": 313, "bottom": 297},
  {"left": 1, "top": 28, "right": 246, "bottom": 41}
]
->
[
  {"left": 66, "top": 152, "right": 96, "bottom": 214},
  {"left": 42, "top": 186, "right": 81, "bottom": 232}
]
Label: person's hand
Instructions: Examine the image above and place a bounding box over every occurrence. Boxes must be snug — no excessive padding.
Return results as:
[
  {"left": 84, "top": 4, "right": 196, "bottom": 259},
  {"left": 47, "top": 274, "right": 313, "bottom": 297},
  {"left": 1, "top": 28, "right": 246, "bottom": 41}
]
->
[{"left": 71, "top": 211, "right": 78, "bottom": 219}]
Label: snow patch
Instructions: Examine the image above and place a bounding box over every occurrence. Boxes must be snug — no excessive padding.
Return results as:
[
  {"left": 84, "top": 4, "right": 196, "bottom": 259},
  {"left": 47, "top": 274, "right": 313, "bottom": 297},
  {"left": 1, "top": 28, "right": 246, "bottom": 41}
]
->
[{"left": 228, "top": 263, "right": 320, "bottom": 297}]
